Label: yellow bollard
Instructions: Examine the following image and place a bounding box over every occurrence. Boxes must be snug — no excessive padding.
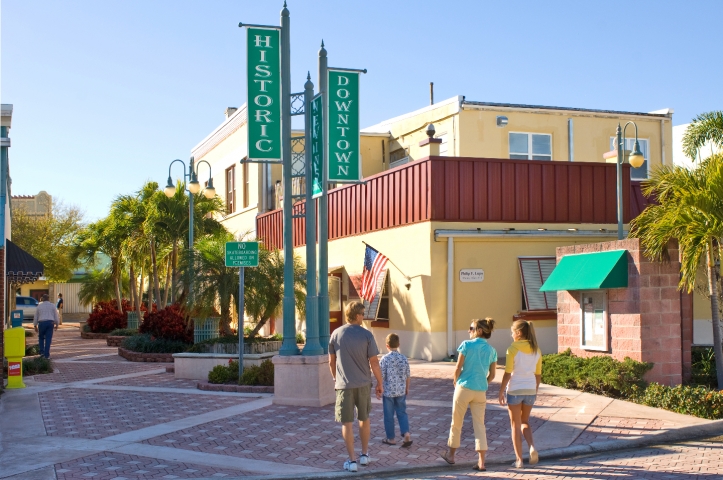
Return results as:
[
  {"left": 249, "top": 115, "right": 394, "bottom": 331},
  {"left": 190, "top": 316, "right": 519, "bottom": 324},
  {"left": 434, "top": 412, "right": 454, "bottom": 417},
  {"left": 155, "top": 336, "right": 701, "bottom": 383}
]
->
[{"left": 3, "top": 327, "right": 26, "bottom": 388}]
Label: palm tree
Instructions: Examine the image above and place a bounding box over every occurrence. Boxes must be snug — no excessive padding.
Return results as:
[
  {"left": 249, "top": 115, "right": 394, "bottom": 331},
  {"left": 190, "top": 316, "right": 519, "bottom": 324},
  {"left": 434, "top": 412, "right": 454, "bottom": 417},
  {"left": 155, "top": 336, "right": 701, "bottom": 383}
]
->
[
  {"left": 682, "top": 111, "right": 723, "bottom": 161},
  {"left": 78, "top": 269, "right": 129, "bottom": 306},
  {"left": 630, "top": 153, "right": 723, "bottom": 388},
  {"left": 245, "top": 244, "right": 306, "bottom": 339}
]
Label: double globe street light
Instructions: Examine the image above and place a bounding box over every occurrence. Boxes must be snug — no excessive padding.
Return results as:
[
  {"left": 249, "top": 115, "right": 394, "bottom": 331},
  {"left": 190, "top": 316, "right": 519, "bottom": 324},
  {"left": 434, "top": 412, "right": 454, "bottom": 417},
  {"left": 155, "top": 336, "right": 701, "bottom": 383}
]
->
[{"left": 163, "top": 157, "right": 216, "bottom": 304}]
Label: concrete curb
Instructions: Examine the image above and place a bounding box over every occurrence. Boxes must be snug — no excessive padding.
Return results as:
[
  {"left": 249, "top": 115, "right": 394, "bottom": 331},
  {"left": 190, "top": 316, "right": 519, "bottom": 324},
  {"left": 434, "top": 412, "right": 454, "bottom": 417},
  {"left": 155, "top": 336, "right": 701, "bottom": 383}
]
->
[{"left": 214, "top": 419, "right": 723, "bottom": 480}]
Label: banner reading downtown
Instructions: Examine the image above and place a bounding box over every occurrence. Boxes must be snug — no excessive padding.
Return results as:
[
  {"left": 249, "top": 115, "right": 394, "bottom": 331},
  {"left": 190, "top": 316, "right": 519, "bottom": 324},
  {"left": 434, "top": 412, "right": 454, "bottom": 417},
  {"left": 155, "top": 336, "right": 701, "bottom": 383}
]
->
[
  {"left": 327, "top": 70, "right": 360, "bottom": 182},
  {"left": 247, "top": 27, "right": 281, "bottom": 162}
]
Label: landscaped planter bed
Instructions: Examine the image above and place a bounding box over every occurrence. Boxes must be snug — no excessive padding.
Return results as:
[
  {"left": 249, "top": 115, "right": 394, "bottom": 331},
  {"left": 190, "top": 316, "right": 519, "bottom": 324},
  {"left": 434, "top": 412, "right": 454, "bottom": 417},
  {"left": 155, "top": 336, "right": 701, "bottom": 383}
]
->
[
  {"left": 118, "top": 347, "right": 173, "bottom": 363},
  {"left": 172, "top": 352, "right": 276, "bottom": 380},
  {"left": 81, "top": 331, "right": 109, "bottom": 340},
  {"left": 106, "top": 336, "right": 125, "bottom": 347},
  {"left": 197, "top": 381, "right": 273, "bottom": 393}
]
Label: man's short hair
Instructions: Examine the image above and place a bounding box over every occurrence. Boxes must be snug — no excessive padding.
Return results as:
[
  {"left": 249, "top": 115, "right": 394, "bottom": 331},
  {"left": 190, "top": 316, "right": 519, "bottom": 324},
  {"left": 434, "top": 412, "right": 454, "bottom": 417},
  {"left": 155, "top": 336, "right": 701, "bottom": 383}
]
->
[
  {"left": 386, "top": 333, "right": 400, "bottom": 348},
  {"left": 58, "top": 293, "right": 63, "bottom": 297},
  {"left": 345, "top": 301, "right": 365, "bottom": 323},
  {"left": 41, "top": 294, "right": 49, "bottom": 301}
]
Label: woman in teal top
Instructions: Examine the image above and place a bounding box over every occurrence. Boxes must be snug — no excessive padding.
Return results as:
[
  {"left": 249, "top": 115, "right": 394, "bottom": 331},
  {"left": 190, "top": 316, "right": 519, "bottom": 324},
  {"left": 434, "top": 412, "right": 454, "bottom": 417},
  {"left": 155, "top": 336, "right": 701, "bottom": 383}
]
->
[{"left": 441, "top": 318, "right": 497, "bottom": 472}]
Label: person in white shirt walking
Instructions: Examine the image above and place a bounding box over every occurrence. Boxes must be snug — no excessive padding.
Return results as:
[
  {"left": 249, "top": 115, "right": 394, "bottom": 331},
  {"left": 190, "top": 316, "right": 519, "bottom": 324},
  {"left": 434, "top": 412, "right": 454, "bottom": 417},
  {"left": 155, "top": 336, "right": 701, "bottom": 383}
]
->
[
  {"left": 498, "top": 319, "right": 542, "bottom": 469},
  {"left": 33, "top": 294, "right": 59, "bottom": 358},
  {"left": 380, "top": 333, "right": 412, "bottom": 447}
]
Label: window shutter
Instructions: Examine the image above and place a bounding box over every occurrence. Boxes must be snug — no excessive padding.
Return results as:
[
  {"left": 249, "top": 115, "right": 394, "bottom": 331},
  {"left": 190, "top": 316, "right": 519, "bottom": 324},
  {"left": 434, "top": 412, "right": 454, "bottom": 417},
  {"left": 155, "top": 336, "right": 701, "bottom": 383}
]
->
[
  {"left": 363, "top": 269, "right": 388, "bottom": 320},
  {"left": 519, "top": 258, "right": 557, "bottom": 310}
]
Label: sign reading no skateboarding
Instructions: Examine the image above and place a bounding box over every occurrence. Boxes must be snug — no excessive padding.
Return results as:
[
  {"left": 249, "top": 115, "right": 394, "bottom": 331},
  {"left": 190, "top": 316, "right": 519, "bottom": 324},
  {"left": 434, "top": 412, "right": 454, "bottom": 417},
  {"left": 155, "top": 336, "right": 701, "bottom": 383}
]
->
[{"left": 225, "top": 242, "right": 259, "bottom": 267}]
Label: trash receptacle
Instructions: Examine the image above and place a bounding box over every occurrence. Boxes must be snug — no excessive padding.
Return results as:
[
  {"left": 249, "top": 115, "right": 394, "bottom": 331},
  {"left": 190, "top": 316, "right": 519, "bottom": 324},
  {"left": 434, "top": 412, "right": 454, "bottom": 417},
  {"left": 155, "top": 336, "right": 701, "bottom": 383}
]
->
[
  {"left": 10, "top": 310, "right": 23, "bottom": 328},
  {"left": 3, "top": 326, "right": 26, "bottom": 389}
]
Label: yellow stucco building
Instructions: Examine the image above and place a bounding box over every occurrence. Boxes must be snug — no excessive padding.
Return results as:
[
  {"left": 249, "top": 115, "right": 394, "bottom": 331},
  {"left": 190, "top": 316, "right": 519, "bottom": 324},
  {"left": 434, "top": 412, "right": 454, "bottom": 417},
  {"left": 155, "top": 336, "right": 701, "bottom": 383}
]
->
[{"left": 192, "top": 96, "right": 680, "bottom": 359}]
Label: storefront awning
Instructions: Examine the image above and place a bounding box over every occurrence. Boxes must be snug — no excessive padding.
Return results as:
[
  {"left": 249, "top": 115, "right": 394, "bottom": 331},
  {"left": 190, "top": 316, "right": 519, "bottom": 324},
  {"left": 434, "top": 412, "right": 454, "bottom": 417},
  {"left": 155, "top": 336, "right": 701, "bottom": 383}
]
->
[
  {"left": 539, "top": 249, "right": 628, "bottom": 292},
  {"left": 6, "top": 239, "right": 44, "bottom": 285}
]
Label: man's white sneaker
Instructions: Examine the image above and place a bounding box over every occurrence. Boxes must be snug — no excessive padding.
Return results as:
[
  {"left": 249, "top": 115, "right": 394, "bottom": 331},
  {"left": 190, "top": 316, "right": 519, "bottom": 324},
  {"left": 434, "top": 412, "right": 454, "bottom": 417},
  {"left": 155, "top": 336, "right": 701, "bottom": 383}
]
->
[
  {"left": 359, "top": 454, "right": 370, "bottom": 466},
  {"left": 343, "top": 460, "right": 358, "bottom": 472}
]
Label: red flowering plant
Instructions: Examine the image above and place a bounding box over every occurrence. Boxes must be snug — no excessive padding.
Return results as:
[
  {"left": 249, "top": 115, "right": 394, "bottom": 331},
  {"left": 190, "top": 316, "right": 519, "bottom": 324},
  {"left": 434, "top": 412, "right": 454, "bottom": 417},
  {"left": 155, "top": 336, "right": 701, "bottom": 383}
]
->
[
  {"left": 87, "top": 300, "right": 138, "bottom": 333},
  {"left": 139, "top": 304, "right": 194, "bottom": 344}
]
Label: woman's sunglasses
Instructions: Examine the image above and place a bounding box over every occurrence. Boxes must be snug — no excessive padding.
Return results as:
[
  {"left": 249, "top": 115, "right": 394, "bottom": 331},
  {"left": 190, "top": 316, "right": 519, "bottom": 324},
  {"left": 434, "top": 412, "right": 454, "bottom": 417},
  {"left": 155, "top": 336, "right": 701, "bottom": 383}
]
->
[{"left": 469, "top": 326, "right": 476, "bottom": 332}]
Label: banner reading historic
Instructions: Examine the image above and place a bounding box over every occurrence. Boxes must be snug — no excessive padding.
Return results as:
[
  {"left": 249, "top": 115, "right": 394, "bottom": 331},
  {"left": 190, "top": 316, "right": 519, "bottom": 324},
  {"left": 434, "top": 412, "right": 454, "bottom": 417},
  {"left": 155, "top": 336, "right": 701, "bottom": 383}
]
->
[
  {"left": 311, "top": 94, "right": 323, "bottom": 197},
  {"left": 247, "top": 27, "right": 281, "bottom": 162},
  {"left": 327, "top": 70, "right": 360, "bottom": 182}
]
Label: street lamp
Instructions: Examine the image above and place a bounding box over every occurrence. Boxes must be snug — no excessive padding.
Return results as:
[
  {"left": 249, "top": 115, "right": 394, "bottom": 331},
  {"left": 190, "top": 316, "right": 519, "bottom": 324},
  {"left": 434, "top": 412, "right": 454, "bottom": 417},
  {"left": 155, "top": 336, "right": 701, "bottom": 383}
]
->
[
  {"left": 605, "top": 122, "right": 645, "bottom": 240},
  {"left": 163, "top": 157, "right": 216, "bottom": 304}
]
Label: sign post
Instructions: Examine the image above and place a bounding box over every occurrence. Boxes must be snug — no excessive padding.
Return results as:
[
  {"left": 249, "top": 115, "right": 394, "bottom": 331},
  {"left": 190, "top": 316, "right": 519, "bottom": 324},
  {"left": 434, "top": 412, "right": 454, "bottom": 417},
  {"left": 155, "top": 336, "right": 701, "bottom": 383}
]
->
[{"left": 225, "top": 241, "right": 259, "bottom": 377}]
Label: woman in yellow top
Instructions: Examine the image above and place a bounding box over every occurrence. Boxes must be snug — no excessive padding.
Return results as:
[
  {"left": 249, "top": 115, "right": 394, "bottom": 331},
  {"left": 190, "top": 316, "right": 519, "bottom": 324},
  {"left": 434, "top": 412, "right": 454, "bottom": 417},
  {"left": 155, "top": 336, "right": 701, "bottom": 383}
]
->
[{"left": 498, "top": 320, "right": 541, "bottom": 469}]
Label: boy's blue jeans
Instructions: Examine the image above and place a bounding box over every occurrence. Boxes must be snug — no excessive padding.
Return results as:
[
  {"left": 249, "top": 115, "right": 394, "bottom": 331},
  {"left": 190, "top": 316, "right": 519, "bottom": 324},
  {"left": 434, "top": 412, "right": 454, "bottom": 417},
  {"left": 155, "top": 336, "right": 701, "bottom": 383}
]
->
[{"left": 382, "top": 395, "right": 409, "bottom": 440}]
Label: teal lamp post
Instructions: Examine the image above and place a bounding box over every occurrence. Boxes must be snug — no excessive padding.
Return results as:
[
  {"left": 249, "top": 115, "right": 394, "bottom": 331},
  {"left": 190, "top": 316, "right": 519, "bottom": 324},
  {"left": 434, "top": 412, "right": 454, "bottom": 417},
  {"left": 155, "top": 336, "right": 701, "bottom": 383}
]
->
[
  {"left": 609, "top": 122, "right": 645, "bottom": 240},
  {"left": 164, "top": 157, "right": 216, "bottom": 303}
]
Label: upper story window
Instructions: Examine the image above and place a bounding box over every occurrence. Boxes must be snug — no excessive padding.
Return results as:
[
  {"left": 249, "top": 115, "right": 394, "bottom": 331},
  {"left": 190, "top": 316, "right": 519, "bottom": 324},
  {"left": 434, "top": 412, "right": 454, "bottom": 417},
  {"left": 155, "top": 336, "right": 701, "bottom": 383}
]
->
[
  {"left": 389, "top": 147, "right": 409, "bottom": 168},
  {"left": 242, "top": 162, "right": 249, "bottom": 209},
  {"left": 610, "top": 137, "right": 649, "bottom": 180},
  {"left": 509, "top": 132, "right": 552, "bottom": 161},
  {"left": 225, "top": 165, "right": 236, "bottom": 214}
]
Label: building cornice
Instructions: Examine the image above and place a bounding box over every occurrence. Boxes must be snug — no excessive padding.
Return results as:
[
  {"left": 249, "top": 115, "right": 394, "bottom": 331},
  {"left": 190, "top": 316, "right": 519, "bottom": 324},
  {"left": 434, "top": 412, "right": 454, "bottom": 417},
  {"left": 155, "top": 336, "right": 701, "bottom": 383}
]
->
[{"left": 191, "top": 105, "right": 248, "bottom": 160}]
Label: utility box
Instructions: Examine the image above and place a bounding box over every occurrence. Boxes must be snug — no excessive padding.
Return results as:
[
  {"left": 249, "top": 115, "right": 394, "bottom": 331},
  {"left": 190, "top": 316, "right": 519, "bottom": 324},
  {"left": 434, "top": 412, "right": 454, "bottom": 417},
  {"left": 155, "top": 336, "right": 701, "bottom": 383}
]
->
[
  {"left": 3, "top": 327, "right": 26, "bottom": 388},
  {"left": 10, "top": 310, "right": 23, "bottom": 328}
]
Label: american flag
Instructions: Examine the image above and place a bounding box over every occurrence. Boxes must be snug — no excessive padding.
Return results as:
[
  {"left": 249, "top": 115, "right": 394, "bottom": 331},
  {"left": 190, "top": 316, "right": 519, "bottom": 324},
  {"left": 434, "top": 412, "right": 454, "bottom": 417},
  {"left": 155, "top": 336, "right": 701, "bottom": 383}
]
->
[{"left": 361, "top": 244, "right": 389, "bottom": 303}]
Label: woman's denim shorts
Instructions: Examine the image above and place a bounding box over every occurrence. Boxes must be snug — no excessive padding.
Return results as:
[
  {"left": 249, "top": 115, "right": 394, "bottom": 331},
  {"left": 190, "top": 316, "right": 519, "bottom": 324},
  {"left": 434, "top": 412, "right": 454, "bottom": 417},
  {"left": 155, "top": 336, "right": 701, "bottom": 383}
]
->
[{"left": 506, "top": 393, "right": 536, "bottom": 406}]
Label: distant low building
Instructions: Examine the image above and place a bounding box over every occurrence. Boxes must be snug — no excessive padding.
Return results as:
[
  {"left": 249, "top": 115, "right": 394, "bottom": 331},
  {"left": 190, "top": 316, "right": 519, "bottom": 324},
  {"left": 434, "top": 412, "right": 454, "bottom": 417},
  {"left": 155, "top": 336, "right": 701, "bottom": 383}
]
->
[{"left": 12, "top": 190, "right": 52, "bottom": 217}]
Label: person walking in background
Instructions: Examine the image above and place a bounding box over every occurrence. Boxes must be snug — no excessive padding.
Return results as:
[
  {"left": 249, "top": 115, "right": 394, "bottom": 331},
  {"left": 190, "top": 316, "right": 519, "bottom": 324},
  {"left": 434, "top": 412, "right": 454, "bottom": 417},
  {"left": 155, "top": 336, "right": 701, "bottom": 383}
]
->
[
  {"left": 498, "top": 320, "right": 542, "bottom": 469},
  {"left": 441, "top": 318, "right": 497, "bottom": 472},
  {"left": 33, "top": 294, "right": 59, "bottom": 359},
  {"left": 56, "top": 292, "right": 64, "bottom": 325},
  {"left": 329, "top": 301, "right": 384, "bottom": 473},
  {"left": 380, "top": 333, "right": 412, "bottom": 447}
]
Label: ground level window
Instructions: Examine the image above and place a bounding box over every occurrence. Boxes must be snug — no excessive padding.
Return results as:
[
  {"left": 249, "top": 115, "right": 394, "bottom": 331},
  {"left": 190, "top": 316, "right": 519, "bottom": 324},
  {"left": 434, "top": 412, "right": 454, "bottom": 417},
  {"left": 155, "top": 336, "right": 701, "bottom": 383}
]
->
[
  {"left": 580, "top": 290, "right": 608, "bottom": 351},
  {"left": 518, "top": 257, "right": 557, "bottom": 311}
]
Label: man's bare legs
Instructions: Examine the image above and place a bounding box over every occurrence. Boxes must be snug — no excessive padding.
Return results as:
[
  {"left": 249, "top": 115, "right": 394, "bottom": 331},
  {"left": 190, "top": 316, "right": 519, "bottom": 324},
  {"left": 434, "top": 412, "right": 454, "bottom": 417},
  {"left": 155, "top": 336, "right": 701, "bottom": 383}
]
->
[
  {"left": 342, "top": 422, "right": 356, "bottom": 461},
  {"left": 359, "top": 419, "right": 370, "bottom": 455}
]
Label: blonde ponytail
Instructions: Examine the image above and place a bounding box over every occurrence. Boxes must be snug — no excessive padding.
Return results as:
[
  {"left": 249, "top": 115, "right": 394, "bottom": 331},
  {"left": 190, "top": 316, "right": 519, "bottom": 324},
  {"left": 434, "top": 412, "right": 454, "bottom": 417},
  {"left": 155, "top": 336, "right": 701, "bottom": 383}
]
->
[{"left": 512, "top": 319, "right": 539, "bottom": 352}]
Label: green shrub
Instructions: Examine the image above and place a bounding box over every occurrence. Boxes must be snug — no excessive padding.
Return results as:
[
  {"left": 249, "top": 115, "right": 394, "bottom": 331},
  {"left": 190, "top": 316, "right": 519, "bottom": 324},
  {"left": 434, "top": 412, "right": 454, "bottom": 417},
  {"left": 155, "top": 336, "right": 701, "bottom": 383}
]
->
[
  {"left": 542, "top": 349, "right": 652, "bottom": 398},
  {"left": 25, "top": 329, "right": 34, "bottom": 338},
  {"left": 632, "top": 383, "right": 723, "bottom": 420},
  {"left": 296, "top": 332, "right": 305, "bottom": 344},
  {"left": 187, "top": 334, "right": 282, "bottom": 353},
  {"left": 240, "top": 360, "right": 274, "bottom": 386},
  {"left": 25, "top": 344, "right": 40, "bottom": 356},
  {"left": 121, "top": 334, "right": 190, "bottom": 354},
  {"left": 23, "top": 356, "right": 53, "bottom": 375},
  {"left": 82, "top": 324, "right": 91, "bottom": 333},
  {"left": 690, "top": 346, "right": 718, "bottom": 389},
  {"left": 108, "top": 328, "right": 139, "bottom": 337},
  {"left": 270, "top": 333, "right": 282, "bottom": 341},
  {"left": 208, "top": 360, "right": 239, "bottom": 384}
]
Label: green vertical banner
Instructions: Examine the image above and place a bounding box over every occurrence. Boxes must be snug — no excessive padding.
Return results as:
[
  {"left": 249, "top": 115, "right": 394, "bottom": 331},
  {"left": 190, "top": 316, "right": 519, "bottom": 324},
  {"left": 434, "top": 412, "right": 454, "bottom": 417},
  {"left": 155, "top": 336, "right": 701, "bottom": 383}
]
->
[
  {"left": 247, "top": 27, "right": 282, "bottom": 162},
  {"left": 311, "top": 94, "right": 324, "bottom": 198},
  {"left": 327, "top": 70, "right": 360, "bottom": 182}
]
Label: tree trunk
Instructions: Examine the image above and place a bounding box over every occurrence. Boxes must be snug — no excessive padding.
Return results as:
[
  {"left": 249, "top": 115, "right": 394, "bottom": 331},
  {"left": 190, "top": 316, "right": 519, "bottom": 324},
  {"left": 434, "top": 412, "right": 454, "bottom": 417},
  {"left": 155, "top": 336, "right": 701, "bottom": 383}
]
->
[
  {"left": 248, "top": 317, "right": 269, "bottom": 339},
  {"left": 220, "top": 296, "right": 231, "bottom": 336},
  {"left": 706, "top": 240, "right": 723, "bottom": 389},
  {"left": 138, "top": 265, "right": 145, "bottom": 308},
  {"left": 129, "top": 264, "right": 137, "bottom": 310},
  {"left": 150, "top": 239, "right": 162, "bottom": 309},
  {"left": 163, "top": 255, "right": 172, "bottom": 307},
  {"left": 113, "top": 269, "right": 122, "bottom": 311}
]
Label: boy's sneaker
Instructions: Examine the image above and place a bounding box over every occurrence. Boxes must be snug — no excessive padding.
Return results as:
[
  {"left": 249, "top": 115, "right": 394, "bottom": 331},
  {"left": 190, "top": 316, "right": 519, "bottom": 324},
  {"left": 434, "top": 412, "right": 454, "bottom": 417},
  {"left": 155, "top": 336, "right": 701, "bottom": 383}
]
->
[
  {"left": 343, "top": 460, "right": 358, "bottom": 472},
  {"left": 359, "top": 454, "right": 370, "bottom": 466}
]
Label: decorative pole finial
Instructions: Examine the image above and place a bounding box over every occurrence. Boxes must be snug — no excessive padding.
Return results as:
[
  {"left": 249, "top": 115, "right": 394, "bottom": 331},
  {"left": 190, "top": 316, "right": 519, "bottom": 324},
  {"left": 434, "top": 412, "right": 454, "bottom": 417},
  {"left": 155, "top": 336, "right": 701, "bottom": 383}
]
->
[
  {"left": 307, "top": 71, "right": 311, "bottom": 80},
  {"left": 321, "top": 39, "right": 324, "bottom": 48}
]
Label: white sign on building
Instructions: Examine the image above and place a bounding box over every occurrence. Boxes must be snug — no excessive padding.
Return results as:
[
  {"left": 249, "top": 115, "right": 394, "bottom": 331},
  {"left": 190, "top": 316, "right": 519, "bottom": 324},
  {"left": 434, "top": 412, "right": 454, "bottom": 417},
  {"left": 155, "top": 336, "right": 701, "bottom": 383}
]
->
[{"left": 459, "top": 269, "right": 484, "bottom": 283}]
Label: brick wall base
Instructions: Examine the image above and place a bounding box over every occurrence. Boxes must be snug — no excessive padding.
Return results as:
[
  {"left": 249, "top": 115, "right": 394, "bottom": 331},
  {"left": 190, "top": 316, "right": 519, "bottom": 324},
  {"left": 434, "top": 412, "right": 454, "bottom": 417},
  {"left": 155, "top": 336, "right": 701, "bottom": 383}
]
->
[
  {"left": 556, "top": 239, "right": 692, "bottom": 386},
  {"left": 81, "top": 331, "right": 109, "bottom": 340},
  {"left": 118, "top": 347, "right": 174, "bottom": 363}
]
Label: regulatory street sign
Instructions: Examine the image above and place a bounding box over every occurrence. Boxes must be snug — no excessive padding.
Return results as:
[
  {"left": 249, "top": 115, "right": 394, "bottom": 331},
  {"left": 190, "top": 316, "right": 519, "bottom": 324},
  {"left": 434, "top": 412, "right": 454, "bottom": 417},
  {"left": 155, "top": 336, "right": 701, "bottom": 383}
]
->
[
  {"left": 225, "top": 242, "right": 259, "bottom": 267},
  {"left": 327, "top": 69, "right": 360, "bottom": 182},
  {"left": 247, "top": 27, "right": 282, "bottom": 162}
]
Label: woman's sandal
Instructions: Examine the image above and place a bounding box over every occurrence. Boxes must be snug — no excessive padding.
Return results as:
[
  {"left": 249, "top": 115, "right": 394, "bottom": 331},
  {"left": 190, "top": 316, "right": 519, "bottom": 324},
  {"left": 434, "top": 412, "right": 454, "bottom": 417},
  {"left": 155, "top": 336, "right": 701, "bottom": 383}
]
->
[
  {"left": 440, "top": 451, "right": 455, "bottom": 464},
  {"left": 472, "top": 464, "right": 486, "bottom": 471},
  {"left": 382, "top": 439, "right": 397, "bottom": 446},
  {"left": 512, "top": 459, "right": 524, "bottom": 468}
]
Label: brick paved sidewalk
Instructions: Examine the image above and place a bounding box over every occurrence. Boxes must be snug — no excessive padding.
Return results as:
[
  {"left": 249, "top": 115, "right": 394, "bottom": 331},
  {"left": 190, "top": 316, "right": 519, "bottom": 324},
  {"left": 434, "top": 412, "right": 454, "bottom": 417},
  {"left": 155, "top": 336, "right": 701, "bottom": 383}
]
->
[{"left": 1, "top": 328, "right": 720, "bottom": 480}]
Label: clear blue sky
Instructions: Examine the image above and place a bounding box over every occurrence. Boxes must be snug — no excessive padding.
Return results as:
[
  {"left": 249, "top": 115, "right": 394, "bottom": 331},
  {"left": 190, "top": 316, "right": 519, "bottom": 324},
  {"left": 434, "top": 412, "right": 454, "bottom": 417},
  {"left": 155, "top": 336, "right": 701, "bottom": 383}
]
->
[{"left": 2, "top": 0, "right": 721, "bottom": 221}]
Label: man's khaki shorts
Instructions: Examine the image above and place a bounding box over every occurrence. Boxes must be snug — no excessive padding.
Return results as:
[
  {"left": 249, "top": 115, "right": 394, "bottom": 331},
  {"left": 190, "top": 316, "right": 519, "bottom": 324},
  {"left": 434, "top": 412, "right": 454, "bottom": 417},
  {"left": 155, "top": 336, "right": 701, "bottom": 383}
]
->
[{"left": 335, "top": 385, "right": 372, "bottom": 423}]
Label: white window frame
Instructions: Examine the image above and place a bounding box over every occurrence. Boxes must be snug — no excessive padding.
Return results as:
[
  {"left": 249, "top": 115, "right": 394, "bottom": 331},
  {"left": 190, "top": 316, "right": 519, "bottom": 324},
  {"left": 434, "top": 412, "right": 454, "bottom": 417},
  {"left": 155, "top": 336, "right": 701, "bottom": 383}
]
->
[
  {"left": 610, "top": 137, "right": 650, "bottom": 180},
  {"left": 579, "top": 290, "right": 609, "bottom": 352},
  {"left": 509, "top": 132, "right": 552, "bottom": 161}
]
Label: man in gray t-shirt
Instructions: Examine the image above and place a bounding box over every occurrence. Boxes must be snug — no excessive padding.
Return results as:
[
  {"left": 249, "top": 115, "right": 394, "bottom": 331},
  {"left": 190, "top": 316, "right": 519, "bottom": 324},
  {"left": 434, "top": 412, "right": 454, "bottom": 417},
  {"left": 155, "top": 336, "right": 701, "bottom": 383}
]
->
[{"left": 329, "top": 301, "right": 383, "bottom": 472}]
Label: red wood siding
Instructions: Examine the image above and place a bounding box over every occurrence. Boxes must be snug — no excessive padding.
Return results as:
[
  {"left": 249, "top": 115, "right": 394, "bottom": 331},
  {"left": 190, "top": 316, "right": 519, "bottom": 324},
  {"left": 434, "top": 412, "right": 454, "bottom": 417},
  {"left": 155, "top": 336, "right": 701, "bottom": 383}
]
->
[{"left": 256, "top": 156, "right": 643, "bottom": 250}]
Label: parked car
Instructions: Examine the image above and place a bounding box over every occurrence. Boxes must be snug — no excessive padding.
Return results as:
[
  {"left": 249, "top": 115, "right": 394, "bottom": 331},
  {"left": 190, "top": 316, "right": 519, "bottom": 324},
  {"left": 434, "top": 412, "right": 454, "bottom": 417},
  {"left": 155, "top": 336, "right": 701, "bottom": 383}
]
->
[{"left": 16, "top": 296, "right": 39, "bottom": 321}]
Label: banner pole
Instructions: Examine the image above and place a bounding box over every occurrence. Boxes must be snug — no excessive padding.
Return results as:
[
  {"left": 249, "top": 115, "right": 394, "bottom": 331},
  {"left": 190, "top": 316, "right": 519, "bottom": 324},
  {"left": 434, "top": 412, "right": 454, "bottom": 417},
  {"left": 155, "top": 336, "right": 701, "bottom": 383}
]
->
[
  {"left": 279, "top": 3, "right": 298, "bottom": 355},
  {"left": 317, "top": 41, "right": 330, "bottom": 354},
  {"left": 238, "top": 266, "right": 245, "bottom": 378}
]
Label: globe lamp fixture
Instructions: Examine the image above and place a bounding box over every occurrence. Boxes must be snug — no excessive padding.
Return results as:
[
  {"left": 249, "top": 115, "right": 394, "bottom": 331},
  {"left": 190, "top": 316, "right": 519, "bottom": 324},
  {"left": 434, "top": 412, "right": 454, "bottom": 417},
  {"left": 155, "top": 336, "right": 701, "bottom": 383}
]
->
[
  {"left": 203, "top": 178, "right": 216, "bottom": 199},
  {"left": 164, "top": 177, "right": 176, "bottom": 198},
  {"left": 629, "top": 140, "right": 645, "bottom": 169}
]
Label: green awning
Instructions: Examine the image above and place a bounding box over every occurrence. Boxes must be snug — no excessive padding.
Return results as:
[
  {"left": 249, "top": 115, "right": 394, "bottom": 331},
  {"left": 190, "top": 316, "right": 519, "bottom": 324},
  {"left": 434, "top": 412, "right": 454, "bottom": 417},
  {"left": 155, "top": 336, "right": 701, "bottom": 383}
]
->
[{"left": 539, "top": 249, "right": 628, "bottom": 292}]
